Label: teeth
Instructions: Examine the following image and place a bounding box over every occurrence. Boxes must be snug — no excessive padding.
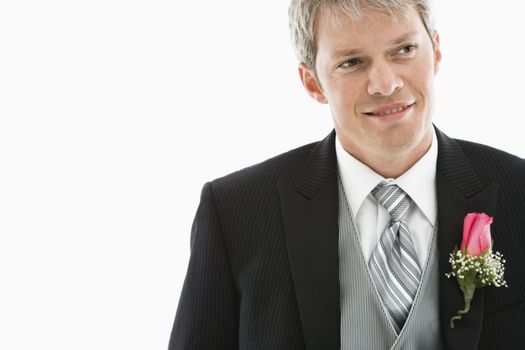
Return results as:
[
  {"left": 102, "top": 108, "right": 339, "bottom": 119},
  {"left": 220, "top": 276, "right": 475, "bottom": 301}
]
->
[{"left": 377, "top": 106, "right": 405, "bottom": 116}]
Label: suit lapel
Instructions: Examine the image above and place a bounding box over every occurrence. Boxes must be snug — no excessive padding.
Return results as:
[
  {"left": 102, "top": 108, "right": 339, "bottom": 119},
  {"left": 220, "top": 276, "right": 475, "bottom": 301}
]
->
[
  {"left": 435, "top": 126, "right": 499, "bottom": 350},
  {"left": 278, "top": 130, "right": 340, "bottom": 350}
]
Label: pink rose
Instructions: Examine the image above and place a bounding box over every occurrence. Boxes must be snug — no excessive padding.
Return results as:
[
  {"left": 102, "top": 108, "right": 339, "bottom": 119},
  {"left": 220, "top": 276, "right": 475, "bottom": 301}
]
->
[{"left": 460, "top": 212, "right": 493, "bottom": 256}]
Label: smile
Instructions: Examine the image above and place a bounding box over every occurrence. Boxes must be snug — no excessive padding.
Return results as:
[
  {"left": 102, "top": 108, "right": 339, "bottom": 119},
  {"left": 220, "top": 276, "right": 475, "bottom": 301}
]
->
[{"left": 364, "top": 102, "right": 416, "bottom": 117}]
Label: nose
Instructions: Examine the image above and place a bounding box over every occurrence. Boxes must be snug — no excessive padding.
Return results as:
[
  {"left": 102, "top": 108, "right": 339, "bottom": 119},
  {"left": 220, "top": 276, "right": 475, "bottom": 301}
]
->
[{"left": 367, "top": 60, "right": 403, "bottom": 96}]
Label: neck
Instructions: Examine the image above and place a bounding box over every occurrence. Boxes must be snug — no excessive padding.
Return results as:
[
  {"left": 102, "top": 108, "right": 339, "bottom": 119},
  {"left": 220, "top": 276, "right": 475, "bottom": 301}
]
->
[{"left": 340, "top": 130, "right": 433, "bottom": 179}]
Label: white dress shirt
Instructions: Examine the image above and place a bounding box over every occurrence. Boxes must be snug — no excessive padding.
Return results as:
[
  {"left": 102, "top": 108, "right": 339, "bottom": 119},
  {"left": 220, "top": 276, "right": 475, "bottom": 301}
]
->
[{"left": 335, "top": 129, "right": 438, "bottom": 269}]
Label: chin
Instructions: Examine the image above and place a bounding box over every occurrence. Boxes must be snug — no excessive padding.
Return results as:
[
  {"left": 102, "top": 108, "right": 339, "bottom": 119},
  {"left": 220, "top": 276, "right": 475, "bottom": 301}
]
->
[{"left": 380, "top": 127, "right": 428, "bottom": 152}]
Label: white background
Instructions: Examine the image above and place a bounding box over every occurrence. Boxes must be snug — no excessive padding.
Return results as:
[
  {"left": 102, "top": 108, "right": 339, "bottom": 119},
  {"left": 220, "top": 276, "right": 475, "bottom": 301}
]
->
[{"left": 1, "top": 1, "right": 523, "bottom": 349}]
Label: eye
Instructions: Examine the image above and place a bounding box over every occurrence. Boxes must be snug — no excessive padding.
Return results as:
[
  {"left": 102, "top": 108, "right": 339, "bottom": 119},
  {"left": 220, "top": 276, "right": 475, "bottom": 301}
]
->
[
  {"left": 339, "top": 58, "right": 362, "bottom": 69},
  {"left": 397, "top": 44, "right": 417, "bottom": 55}
]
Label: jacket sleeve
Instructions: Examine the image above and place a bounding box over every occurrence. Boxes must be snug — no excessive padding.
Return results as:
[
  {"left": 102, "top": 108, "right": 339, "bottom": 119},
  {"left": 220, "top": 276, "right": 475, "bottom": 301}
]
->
[{"left": 168, "top": 182, "right": 239, "bottom": 350}]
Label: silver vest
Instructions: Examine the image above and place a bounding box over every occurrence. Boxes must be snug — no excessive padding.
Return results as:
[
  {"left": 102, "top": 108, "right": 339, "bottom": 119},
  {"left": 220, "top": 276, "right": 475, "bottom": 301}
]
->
[{"left": 338, "top": 181, "right": 442, "bottom": 349}]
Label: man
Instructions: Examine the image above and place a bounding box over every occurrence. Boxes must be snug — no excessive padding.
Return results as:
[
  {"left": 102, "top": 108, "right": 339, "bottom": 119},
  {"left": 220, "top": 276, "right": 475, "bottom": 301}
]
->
[{"left": 169, "top": 1, "right": 525, "bottom": 349}]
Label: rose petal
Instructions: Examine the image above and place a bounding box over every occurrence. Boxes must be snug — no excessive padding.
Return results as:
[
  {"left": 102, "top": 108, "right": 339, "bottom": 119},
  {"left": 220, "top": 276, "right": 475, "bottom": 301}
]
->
[
  {"left": 466, "top": 213, "right": 493, "bottom": 256},
  {"left": 461, "top": 213, "right": 477, "bottom": 251},
  {"left": 479, "top": 215, "right": 493, "bottom": 253}
]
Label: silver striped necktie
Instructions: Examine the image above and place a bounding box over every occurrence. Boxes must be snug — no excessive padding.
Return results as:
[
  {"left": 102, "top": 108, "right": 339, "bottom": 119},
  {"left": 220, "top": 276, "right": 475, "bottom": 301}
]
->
[{"left": 369, "top": 182, "right": 421, "bottom": 334}]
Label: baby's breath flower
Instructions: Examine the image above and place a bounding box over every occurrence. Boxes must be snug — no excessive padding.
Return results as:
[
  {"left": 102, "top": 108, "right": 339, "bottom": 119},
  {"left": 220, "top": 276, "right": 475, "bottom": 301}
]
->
[{"left": 448, "top": 249, "right": 508, "bottom": 289}]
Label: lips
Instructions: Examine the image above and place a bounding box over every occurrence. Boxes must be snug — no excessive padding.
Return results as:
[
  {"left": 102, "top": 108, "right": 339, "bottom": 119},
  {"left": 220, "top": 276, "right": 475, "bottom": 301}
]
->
[{"left": 364, "top": 102, "right": 416, "bottom": 117}]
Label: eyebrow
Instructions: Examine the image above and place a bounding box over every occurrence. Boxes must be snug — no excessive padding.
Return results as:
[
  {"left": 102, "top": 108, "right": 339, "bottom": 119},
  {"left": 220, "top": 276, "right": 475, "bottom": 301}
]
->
[{"left": 331, "top": 31, "right": 420, "bottom": 58}]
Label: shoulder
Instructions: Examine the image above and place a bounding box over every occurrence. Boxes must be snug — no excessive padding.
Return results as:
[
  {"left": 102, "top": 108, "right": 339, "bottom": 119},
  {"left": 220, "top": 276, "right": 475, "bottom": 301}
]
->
[
  {"left": 454, "top": 138, "right": 525, "bottom": 181},
  {"left": 206, "top": 138, "right": 321, "bottom": 201},
  {"left": 453, "top": 139, "right": 525, "bottom": 212}
]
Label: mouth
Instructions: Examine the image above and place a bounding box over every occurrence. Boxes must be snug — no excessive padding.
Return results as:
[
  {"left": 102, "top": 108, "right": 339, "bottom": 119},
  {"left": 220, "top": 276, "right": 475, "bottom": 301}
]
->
[{"left": 363, "top": 102, "right": 416, "bottom": 117}]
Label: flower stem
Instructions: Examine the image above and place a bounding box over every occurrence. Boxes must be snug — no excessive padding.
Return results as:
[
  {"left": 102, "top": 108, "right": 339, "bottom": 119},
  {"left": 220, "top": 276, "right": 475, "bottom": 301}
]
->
[
  {"left": 450, "top": 299, "right": 471, "bottom": 328},
  {"left": 450, "top": 284, "right": 476, "bottom": 328}
]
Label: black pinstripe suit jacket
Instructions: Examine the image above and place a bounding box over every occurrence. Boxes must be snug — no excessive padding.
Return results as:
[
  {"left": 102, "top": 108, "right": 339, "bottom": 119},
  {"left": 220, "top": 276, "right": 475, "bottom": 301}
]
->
[{"left": 169, "top": 126, "right": 525, "bottom": 350}]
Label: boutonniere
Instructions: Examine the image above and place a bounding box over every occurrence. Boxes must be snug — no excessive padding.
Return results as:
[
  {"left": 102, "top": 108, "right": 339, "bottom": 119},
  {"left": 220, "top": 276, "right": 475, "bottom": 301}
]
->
[{"left": 445, "top": 212, "right": 508, "bottom": 328}]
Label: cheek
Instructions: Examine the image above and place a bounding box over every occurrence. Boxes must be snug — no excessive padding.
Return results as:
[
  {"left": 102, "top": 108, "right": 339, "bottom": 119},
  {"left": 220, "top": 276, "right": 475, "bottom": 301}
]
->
[
  {"left": 405, "top": 64, "right": 436, "bottom": 107},
  {"left": 415, "top": 57, "right": 438, "bottom": 89},
  {"left": 331, "top": 80, "right": 360, "bottom": 110}
]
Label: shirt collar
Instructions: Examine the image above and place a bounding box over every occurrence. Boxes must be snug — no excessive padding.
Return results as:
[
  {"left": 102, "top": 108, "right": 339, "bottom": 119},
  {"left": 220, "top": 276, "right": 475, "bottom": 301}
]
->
[{"left": 335, "top": 128, "right": 438, "bottom": 225}]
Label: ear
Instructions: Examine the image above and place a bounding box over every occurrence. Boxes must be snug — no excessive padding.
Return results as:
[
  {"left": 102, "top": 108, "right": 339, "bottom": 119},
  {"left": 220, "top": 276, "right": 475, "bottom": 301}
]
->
[
  {"left": 298, "top": 63, "right": 328, "bottom": 104},
  {"left": 431, "top": 31, "right": 442, "bottom": 74}
]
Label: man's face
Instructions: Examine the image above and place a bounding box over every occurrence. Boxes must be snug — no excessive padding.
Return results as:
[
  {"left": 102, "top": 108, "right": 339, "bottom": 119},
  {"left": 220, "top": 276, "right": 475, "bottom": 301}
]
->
[{"left": 300, "top": 7, "right": 441, "bottom": 161}]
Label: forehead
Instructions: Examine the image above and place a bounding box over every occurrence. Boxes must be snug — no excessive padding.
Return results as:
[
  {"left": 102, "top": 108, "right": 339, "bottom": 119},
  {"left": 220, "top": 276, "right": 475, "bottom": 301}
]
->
[{"left": 315, "top": 6, "right": 426, "bottom": 54}]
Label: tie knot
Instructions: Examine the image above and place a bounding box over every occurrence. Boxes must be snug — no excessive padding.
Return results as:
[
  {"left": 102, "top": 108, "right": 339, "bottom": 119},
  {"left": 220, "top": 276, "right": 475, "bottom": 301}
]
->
[{"left": 371, "top": 182, "right": 411, "bottom": 222}]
